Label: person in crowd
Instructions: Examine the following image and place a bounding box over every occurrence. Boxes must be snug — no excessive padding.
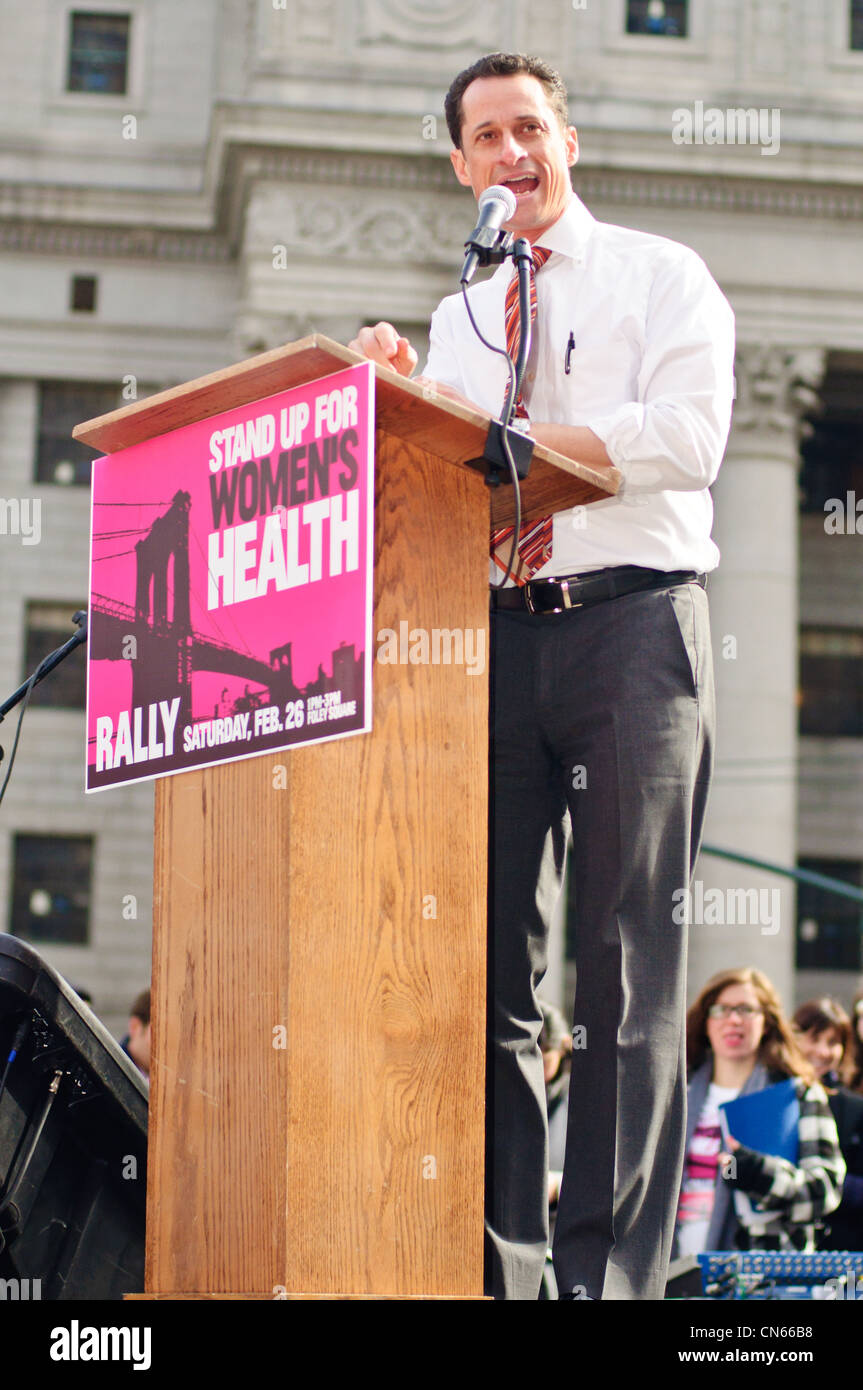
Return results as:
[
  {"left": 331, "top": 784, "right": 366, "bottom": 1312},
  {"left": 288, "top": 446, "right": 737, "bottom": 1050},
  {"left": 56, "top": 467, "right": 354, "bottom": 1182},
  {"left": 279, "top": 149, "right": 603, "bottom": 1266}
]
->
[
  {"left": 844, "top": 982, "right": 863, "bottom": 1095},
  {"left": 120, "top": 988, "right": 151, "bottom": 1079},
  {"left": 792, "top": 996, "right": 863, "bottom": 1250},
  {"left": 538, "top": 998, "right": 572, "bottom": 1298},
  {"left": 539, "top": 999, "right": 572, "bottom": 1207},
  {"left": 673, "top": 967, "right": 844, "bottom": 1256},
  {"left": 792, "top": 996, "right": 850, "bottom": 1089}
]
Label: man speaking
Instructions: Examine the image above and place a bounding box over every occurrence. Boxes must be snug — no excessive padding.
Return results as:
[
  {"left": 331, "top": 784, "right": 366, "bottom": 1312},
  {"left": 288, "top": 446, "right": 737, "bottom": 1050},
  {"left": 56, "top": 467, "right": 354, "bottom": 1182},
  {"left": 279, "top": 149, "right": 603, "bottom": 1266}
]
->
[{"left": 350, "top": 52, "right": 735, "bottom": 1301}]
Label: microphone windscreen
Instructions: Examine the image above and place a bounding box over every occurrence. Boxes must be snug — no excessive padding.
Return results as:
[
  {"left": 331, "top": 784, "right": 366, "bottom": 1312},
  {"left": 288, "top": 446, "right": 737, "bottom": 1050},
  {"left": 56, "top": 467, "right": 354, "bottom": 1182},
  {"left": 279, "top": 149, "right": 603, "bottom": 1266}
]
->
[{"left": 478, "top": 184, "right": 517, "bottom": 219}]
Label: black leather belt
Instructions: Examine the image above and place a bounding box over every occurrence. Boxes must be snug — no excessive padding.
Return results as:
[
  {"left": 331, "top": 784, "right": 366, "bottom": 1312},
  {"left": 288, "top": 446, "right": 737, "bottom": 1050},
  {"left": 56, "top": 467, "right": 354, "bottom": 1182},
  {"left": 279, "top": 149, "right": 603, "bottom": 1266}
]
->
[{"left": 490, "top": 565, "right": 706, "bottom": 615}]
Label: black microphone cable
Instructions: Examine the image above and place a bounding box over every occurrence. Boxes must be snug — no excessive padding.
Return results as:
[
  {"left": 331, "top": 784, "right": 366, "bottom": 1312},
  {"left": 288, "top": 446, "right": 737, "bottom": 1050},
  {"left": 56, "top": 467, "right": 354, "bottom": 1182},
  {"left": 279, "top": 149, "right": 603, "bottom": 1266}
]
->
[
  {"left": 0, "top": 665, "right": 42, "bottom": 809},
  {"left": 459, "top": 284, "right": 523, "bottom": 590},
  {"left": 0, "top": 611, "right": 88, "bottom": 808}
]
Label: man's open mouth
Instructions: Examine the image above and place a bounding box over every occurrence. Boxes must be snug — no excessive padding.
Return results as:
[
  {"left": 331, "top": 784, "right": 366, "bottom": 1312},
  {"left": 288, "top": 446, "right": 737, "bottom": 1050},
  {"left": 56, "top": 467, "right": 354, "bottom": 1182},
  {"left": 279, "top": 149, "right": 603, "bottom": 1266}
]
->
[{"left": 502, "top": 175, "right": 540, "bottom": 197}]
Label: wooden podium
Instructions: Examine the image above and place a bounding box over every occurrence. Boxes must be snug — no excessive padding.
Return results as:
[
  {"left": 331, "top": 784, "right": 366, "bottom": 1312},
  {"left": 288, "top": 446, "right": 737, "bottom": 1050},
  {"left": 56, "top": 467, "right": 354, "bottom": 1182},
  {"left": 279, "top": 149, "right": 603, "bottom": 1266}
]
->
[{"left": 75, "top": 336, "right": 619, "bottom": 1300}]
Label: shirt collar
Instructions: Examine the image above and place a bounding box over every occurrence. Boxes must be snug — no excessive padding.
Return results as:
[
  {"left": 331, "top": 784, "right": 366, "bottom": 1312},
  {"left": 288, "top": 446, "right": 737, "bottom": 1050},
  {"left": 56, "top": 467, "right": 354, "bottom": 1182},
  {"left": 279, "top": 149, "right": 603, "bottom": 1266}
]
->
[
  {"left": 490, "top": 190, "right": 595, "bottom": 287},
  {"left": 534, "top": 192, "right": 595, "bottom": 264}
]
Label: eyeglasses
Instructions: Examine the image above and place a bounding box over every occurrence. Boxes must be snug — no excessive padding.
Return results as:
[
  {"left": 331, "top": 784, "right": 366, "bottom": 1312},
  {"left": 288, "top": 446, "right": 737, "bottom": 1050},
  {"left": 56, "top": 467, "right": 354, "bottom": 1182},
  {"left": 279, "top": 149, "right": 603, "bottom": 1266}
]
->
[{"left": 708, "top": 1004, "right": 763, "bottom": 1020}]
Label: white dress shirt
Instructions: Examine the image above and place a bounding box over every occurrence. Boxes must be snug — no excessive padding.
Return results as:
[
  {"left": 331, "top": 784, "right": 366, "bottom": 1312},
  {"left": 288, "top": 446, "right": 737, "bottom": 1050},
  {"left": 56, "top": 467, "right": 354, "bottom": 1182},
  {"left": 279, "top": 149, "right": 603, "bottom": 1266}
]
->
[{"left": 423, "top": 193, "right": 736, "bottom": 578}]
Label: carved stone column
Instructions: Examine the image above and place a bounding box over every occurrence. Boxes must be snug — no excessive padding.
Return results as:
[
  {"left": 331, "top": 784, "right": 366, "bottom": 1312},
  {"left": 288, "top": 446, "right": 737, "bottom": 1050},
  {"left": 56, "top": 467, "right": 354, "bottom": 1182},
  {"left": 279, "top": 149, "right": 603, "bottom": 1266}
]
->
[{"left": 689, "top": 345, "right": 825, "bottom": 1008}]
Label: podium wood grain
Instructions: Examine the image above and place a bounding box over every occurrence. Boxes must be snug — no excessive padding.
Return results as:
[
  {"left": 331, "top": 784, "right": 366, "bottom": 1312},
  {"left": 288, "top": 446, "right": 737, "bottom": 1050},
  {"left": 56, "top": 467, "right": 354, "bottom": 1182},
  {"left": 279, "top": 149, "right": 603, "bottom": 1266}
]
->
[{"left": 147, "top": 431, "right": 488, "bottom": 1298}]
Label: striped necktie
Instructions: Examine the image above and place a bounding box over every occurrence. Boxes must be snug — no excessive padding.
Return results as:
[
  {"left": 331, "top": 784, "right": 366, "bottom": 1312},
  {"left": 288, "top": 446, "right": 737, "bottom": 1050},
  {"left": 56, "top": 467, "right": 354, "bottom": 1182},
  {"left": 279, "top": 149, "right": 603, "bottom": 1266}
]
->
[{"left": 491, "top": 246, "right": 554, "bottom": 585}]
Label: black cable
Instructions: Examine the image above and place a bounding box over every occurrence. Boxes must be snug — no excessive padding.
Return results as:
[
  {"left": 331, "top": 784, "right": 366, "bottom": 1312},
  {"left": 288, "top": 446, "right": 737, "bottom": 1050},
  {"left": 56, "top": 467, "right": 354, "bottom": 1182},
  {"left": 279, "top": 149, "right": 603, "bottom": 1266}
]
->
[
  {"left": 460, "top": 282, "right": 522, "bottom": 589},
  {"left": 0, "top": 615, "right": 87, "bottom": 807},
  {"left": 0, "top": 1069, "right": 64, "bottom": 1217},
  {"left": 0, "top": 664, "right": 42, "bottom": 809}
]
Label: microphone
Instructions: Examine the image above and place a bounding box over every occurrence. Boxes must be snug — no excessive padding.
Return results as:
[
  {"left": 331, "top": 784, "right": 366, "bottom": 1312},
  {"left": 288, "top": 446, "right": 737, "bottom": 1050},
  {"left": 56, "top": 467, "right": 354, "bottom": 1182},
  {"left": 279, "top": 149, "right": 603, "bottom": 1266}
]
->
[{"left": 460, "top": 184, "right": 517, "bottom": 285}]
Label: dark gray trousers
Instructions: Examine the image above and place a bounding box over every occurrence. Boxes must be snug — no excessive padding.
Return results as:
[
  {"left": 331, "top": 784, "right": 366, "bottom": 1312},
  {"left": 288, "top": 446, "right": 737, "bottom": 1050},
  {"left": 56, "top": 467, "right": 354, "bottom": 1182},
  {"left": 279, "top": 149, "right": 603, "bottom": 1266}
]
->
[{"left": 485, "top": 579, "right": 715, "bottom": 1300}]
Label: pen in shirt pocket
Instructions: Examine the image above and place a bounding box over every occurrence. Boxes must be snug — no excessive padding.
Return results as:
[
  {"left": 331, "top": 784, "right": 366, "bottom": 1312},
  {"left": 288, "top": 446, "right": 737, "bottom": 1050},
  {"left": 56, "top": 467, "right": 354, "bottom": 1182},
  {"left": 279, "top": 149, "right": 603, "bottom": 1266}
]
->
[{"left": 564, "top": 332, "right": 575, "bottom": 374}]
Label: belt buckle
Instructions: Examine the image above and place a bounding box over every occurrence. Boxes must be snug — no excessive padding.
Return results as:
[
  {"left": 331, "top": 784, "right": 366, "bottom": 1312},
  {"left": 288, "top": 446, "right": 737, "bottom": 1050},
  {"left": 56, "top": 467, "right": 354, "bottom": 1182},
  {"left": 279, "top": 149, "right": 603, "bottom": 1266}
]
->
[
  {"left": 524, "top": 584, "right": 541, "bottom": 615},
  {"left": 525, "top": 577, "right": 581, "bottom": 616}
]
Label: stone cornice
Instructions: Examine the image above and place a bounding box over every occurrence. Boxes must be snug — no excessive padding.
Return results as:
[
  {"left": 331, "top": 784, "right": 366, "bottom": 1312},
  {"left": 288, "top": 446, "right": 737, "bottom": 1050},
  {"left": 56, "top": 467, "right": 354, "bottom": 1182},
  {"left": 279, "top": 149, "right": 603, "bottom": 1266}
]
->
[
  {"left": 576, "top": 169, "right": 863, "bottom": 220},
  {"left": 1, "top": 144, "right": 862, "bottom": 266},
  {"left": 225, "top": 145, "right": 863, "bottom": 220},
  {"left": 0, "top": 220, "right": 231, "bottom": 262}
]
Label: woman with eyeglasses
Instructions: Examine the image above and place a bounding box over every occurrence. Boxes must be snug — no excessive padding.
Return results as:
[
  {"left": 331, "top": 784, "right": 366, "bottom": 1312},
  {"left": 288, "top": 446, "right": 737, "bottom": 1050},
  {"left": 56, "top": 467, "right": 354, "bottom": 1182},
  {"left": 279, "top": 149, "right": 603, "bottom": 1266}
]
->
[{"left": 672, "top": 967, "right": 845, "bottom": 1258}]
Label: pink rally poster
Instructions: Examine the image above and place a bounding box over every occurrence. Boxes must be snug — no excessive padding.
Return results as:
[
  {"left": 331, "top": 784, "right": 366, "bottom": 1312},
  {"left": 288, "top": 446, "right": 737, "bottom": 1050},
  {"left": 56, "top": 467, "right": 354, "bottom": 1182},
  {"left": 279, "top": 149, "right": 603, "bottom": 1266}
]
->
[{"left": 85, "top": 361, "right": 375, "bottom": 792}]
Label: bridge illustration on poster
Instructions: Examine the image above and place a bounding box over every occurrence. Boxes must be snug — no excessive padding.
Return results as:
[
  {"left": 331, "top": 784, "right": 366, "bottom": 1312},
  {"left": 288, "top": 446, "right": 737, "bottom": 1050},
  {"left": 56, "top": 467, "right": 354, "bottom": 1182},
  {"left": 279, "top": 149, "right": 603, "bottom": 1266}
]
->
[
  {"left": 85, "top": 363, "right": 375, "bottom": 791},
  {"left": 89, "top": 490, "right": 362, "bottom": 731}
]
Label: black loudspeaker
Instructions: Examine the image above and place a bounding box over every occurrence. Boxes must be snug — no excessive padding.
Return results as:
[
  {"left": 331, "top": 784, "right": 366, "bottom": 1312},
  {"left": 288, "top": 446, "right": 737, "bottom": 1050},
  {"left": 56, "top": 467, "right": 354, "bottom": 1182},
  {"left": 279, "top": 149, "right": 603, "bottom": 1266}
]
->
[
  {"left": 664, "top": 1253, "right": 708, "bottom": 1299},
  {"left": 0, "top": 934, "right": 147, "bottom": 1300}
]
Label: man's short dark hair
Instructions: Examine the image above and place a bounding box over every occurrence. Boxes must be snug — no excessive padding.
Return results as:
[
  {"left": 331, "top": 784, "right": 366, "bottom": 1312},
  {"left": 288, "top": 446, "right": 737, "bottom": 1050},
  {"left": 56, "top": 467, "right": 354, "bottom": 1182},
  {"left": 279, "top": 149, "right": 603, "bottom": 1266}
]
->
[
  {"left": 130, "top": 987, "right": 150, "bottom": 1025},
  {"left": 444, "top": 52, "right": 569, "bottom": 150}
]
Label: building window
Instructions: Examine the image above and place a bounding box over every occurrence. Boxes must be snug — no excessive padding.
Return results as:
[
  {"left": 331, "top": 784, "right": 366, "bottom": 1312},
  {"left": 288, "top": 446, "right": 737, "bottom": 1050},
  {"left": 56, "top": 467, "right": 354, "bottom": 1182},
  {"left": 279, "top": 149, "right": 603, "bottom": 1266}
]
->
[
  {"left": 797, "top": 858, "right": 863, "bottom": 971},
  {"left": 23, "top": 603, "right": 87, "bottom": 710},
  {"left": 66, "top": 11, "right": 131, "bottom": 94},
  {"left": 35, "top": 381, "right": 118, "bottom": 486},
  {"left": 799, "top": 361, "right": 863, "bottom": 515},
  {"left": 626, "top": 0, "right": 688, "bottom": 37},
  {"left": 70, "top": 275, "right": 97, "bottom": 313},
  {"left": 852, "top": 1, "right": 863, "bottom": 50},
  {"left": 799, "top": 628, "right": 863, "bottom": 737},
  {"left": 10, "top": 835, "right": 94, "bottom": 946}
]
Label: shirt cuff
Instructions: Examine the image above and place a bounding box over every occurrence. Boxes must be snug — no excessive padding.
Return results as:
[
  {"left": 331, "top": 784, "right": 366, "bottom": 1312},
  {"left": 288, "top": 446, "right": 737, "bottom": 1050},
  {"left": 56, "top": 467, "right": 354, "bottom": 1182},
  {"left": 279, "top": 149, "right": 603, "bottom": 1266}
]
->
[{"left": 587, "top": 403, "right": 664, "bottom": 490}]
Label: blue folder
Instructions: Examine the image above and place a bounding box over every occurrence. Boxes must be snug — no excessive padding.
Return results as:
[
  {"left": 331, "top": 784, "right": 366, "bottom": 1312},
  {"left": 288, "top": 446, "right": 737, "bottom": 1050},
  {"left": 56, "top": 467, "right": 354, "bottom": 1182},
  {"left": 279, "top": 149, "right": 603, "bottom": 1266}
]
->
[{"left": 719, "top": 1078, "right": 800, "bottom": 1163}]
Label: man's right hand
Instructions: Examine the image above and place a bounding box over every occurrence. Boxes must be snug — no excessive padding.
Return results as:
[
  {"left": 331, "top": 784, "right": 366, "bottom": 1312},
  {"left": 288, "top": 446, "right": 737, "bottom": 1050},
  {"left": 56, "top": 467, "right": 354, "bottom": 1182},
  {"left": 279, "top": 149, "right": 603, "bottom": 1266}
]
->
[{"left": 348, "top": 322, "right": 418, "bottom": 377}]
